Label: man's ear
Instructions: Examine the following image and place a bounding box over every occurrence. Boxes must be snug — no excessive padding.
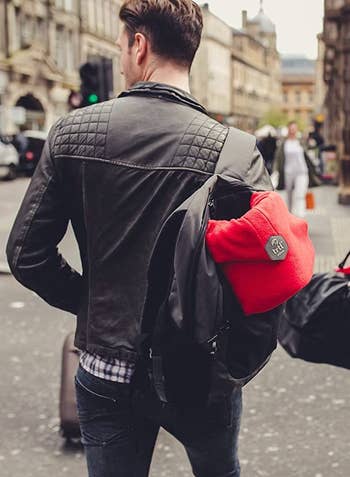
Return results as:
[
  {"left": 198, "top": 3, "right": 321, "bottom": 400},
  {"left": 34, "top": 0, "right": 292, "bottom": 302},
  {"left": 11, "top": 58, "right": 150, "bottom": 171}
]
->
[{"left": 134, "top": 32, "right": 148, "bottom": 65}]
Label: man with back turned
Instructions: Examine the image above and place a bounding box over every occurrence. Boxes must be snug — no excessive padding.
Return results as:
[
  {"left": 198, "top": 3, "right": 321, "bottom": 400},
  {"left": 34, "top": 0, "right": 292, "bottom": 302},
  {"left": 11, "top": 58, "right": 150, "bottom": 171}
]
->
[{"left": 7, "top": 1, "right": 272, "bottom": 475}]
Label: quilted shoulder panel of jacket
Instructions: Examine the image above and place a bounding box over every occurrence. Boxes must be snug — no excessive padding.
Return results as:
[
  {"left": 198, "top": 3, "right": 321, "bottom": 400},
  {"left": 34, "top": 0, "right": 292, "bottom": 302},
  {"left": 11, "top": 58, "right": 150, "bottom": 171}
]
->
[
  {"left": 52, "top": 101, "right": 114, "bottom": 159},
  {"left": 171, "top": 115, "right": 229, "bottom": 174}
]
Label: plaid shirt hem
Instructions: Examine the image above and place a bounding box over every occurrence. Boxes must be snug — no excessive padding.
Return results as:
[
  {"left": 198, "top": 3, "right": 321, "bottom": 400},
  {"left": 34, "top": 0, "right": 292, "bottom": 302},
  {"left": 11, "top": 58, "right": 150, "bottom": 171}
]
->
[{"left": 79, "top": 351, "right": 136, "bottom": 384}]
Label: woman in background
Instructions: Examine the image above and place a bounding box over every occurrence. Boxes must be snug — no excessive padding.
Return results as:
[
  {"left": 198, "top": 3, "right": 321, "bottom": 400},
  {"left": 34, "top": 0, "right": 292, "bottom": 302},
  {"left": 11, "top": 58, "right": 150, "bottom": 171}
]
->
[{"left": 274, "top": 121, "right": 320, "bottom": 217}]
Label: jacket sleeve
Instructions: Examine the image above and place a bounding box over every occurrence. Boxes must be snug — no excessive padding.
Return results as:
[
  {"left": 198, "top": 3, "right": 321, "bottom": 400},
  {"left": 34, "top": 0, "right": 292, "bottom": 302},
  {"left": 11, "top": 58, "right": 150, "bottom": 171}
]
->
[
  {"left": 6, "top": 124, "right": 83, "bottom": 315},
  {"left": 245, "top": 144, "right": 273, "bottom": 191}
]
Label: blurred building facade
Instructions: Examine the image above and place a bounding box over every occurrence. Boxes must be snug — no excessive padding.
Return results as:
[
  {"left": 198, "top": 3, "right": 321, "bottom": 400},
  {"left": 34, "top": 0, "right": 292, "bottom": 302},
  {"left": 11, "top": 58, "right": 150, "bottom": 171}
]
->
[
  {"left": 190, "top": 6, "right": 232, "bottom": 119},
  {"left": 0, "top": 0, "right": 121, "bottom": 134},
  {"left": 281, "top": 56, "right": 316, "bottom": 129},
  {"left": 80, "top": 0, "right": 121, "bottom": 89},
  {"left": 323, "top": 0, "right": 350, "bottom": 204},
  {"left": 314, "top": 33, "right": 327, "bottom": 117},
  {"left": 191, "top": 3, "right": 282, "bottom": 131},
  {"left": 0, "top": 1, "right": 284, "bottom": 136},
  {"left": 231, "top": 7, "right": 281, "bottom": 130}
]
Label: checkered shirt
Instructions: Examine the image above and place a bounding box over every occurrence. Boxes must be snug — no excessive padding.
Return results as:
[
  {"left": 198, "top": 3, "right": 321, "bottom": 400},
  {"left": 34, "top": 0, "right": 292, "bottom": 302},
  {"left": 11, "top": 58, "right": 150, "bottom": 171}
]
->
[{"left": 79, "top": 351, "right": 136, "bottom": 383}]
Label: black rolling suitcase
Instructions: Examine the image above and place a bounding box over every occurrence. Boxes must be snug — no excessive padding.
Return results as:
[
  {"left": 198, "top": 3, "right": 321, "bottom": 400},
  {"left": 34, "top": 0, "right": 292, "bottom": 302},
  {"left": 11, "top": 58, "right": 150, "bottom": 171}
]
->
[{"left": 59, "top": 332, "right": 80, "bottom": 440}]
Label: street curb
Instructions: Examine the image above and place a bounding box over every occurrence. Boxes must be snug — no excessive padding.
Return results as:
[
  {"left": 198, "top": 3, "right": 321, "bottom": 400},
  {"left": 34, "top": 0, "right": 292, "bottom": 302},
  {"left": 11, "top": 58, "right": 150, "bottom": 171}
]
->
[{"left": 0, "top": 262, "right": 11, "bottom": 275}]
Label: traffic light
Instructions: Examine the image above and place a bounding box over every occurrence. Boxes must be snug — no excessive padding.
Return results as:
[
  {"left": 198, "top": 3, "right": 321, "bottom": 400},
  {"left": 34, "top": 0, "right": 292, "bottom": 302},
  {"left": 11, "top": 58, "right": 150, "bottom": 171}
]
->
[
  {"left": 78, "top": 58, "right": 114, "bottom": 108},
  {"left": 99, "top": 57, "right": 114, "bottom": 103},
  {"left": 79, "top": 61, "right": 100, "bottom": 107}
]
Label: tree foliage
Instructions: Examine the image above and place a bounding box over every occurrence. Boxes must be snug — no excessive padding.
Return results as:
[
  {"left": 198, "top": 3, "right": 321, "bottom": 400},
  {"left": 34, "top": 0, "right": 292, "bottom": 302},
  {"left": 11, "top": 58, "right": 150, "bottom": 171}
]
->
[
  {"left": 259, "top": 109, "right": 309, "bottom": 132},
  {"left": 258, "top": 109, "right": 289, "bottom": 129}
]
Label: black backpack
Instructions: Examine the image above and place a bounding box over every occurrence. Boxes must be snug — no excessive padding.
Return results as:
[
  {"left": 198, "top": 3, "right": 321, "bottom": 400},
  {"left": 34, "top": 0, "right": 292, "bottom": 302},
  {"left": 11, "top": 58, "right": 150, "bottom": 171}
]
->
[{"left": 141, "top": 130, "right": 282, "bottom": 407}]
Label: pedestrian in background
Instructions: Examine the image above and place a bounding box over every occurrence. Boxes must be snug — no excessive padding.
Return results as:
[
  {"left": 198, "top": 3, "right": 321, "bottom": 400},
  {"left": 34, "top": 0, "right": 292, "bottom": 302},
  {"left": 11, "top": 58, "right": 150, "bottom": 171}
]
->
[
  {"left": 12, "top": 126, "right": 28, "bottom": 157},
  {"left": 257, "top": 132, "right": 277, "bottom": 174},
  {"left": 306, "top": 121, "right": 325, "bottom": 176},
  {"left": 6, "top": 1, "right": 272, "bottom": 476},
  {"left": 274, "top": 120, "right": 320, "bottom": 217}
]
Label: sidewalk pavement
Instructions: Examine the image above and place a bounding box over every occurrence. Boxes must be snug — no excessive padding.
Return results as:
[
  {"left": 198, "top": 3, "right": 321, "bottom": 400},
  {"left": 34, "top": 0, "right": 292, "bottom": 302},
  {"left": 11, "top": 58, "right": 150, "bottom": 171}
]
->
[
  {"left": 0, "top": 178, "right": 27, "bottom": 273},
  {"left": 0, "top": 179, "right": 349, "bottom": 477},
  {"left": 297, "top": 185, "right": 349, "bottom": 273}
]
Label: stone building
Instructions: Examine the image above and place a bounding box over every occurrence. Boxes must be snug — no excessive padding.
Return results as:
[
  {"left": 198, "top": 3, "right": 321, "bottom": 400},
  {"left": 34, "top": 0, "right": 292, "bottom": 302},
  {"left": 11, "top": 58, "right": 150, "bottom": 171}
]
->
[
  {"left": 314, "top": 33, "right": 327, "bottom": 117},
  {"left": 190, "top": 5, "right": 232, "bottom": 120},
  {"left": 191, "top": 2, "right": 282, "bottom": 131},
  {"left": 281, "top": 56, "right": 316, "bottom": 130},
  {"left": 323, "top": 0, "right": 350, "bottom": 203},
  {"left": 80, "top": 0, "right": 121, "bottom": 90},
  {"left": 0, "top": 0, "right": 121, "bottom": 134},
  {"left": 231, "top": 6, "right": 281, "bottom": 130}
]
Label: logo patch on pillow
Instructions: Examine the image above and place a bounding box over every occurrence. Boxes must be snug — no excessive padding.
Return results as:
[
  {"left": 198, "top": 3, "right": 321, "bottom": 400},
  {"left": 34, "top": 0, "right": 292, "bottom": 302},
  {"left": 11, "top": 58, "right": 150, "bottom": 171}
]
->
[{"left": 265, "top": 236, "right": 288, "bottom": 261}]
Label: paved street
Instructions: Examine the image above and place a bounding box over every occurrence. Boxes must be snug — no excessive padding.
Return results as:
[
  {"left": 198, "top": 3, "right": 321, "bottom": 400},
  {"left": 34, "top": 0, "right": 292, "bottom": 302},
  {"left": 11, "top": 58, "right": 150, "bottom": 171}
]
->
[{"left": 0, "top": 178, "right": 350, "bottom": 477}]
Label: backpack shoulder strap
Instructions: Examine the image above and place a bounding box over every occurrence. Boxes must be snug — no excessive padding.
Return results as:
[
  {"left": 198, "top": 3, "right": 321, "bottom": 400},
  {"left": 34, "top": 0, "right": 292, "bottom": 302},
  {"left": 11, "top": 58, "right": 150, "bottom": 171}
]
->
[{"left": 215, "top": 127, "right": 256, "bottom": 177}]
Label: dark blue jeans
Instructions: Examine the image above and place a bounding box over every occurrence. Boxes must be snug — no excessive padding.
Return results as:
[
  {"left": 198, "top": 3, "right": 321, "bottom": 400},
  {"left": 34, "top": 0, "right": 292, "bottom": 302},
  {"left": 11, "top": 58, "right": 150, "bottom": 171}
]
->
[{"left": 75, "top": 365, "right": 242, "bottom": 477}]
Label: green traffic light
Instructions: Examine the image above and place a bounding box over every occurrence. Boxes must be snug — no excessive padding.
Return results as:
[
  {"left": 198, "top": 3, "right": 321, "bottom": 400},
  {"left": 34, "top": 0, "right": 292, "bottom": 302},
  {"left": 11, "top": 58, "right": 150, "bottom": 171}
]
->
[{"left": 88, "top": 93, "right": 99, "bottom": 104}]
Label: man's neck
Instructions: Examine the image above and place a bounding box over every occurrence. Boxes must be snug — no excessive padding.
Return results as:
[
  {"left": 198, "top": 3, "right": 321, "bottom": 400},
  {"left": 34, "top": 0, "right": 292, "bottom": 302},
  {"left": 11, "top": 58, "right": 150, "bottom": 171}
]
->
[{"left": 140, "top": 63, "right": 191, "bottom": 93}]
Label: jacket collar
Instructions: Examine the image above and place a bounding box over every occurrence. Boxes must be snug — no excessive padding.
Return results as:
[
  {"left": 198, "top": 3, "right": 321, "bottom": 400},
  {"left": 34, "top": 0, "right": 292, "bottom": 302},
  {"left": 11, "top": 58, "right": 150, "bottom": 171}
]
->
[{"left": 118, "top": 81, "right": 207, "bottom": 115}]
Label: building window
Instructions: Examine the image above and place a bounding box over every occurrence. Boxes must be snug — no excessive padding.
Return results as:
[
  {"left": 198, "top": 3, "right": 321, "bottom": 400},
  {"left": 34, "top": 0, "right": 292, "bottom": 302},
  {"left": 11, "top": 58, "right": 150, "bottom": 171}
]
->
[
  {"left": 35, "top": 17, "right": 45, "bottom": 43},
  {"left": 309, "top": 91, "right": 314, "bottom": 104},
  {"left": 283, "top": 92, "right": 288, "bottom": 104},
  {"left": 55, "top": 0, "right": 74, "bottom": 11},
  {"left": 66, "top": 30, "right": 75, "bottom": 72},
  {"left": 87, "top": 0, "right": 96, "bottom": 31},
  {"left": 295, "top": 90, "right": 301, "bottom": 104},
  {"left": 96, "top": 0, "right": 104, "bottom": 34},
  {"left": 56, "top": 25, "right": 66, "bottom": 70},
  {"left": 12, "top": 7, "right": 21, "bottom": 51},
  {"left": 110, "top": 3, "right": 119, "bottom": 39},
  {"left": 22, "top": 15, "right": 34, "bottom": 47},
  {"left": 64, "top": 0, "right": 74, "bottom": 11},
  {"left": 105, "top": 1, "right": 111, "bottom": 38}
]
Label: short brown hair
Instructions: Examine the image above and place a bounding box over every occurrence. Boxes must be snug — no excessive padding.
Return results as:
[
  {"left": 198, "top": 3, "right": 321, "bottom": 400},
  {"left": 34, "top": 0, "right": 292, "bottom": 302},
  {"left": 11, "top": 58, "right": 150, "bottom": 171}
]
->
[{"left": 119, "top": 0, "right": 203, "bottom": 68}]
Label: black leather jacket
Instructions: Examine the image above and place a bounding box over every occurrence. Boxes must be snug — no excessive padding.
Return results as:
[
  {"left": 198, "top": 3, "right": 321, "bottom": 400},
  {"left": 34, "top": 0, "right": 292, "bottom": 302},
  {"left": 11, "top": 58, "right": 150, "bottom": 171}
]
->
[{"left": 6, "top": 82, "right": 271, "bottom": 360}]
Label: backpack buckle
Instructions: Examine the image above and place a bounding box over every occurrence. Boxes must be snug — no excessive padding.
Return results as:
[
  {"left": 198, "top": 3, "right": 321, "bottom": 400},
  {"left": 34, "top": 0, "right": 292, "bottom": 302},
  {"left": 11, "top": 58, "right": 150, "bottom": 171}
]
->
[{"left": 210, "top": 340, "right": 217, "bottom": 355}]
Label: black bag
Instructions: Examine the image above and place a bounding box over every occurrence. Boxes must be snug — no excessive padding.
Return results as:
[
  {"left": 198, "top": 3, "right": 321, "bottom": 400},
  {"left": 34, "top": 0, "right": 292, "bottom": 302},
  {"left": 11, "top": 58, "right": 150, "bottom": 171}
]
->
[
  {"left": 142, "top": 176, "right": 281, "bottom": 408},
  {"left": 141, "top": 128, "right": 282, "bottom": 407},
  {"left": 278, "top": 251, "right": 350, "bottom": 369}
]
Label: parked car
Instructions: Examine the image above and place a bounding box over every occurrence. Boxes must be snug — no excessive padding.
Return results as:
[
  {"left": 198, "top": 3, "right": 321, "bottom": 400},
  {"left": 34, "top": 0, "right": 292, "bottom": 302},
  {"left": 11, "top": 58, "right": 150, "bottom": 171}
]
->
[
  {"left": 0, "top": 137, "right": 19, "bottom": 180},
  {"left": 18, "top": 130, "right": 47, "bottom": 176}
]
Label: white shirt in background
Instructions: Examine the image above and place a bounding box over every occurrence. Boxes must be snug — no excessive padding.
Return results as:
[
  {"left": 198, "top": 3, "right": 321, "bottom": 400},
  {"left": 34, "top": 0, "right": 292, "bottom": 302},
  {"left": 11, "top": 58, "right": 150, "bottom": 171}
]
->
[{"left": 284, "top": 139, "right": 308, "bottom": 175}]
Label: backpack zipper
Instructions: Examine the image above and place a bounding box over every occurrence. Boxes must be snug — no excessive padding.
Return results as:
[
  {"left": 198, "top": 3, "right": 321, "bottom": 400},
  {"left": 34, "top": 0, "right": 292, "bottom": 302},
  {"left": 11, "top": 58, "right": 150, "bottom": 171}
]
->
[
  {"left": 206, "top": 321, "right": 231, "bottom": 354},
  {"left": 185, "top": 189, "right": 214, "bottom": 337}
]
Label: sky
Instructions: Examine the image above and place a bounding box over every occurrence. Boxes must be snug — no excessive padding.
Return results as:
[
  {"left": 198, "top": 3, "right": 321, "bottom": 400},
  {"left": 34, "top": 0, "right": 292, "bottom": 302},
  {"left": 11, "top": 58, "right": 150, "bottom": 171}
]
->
[{"left": 196, "top": 0, "right": 324, "bottom": 59}]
